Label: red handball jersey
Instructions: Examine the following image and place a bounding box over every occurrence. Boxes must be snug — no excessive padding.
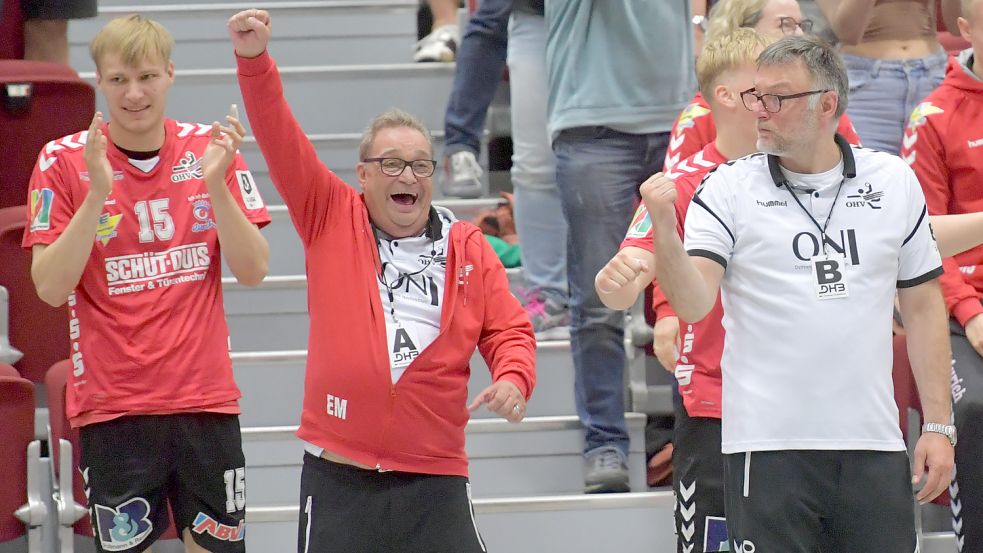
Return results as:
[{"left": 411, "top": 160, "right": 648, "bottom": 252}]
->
[
  {"left": 901, "top": 53, "right": 983, "bottom": 328},
  {"left": 662, "top": 92, "right": 863, "bottom": 172},
  {"left": 22, "top": 119, "right": 270, "bottom": 427},
  {"left": 623, "top": 144, "right": 727, "bottom": 418}
]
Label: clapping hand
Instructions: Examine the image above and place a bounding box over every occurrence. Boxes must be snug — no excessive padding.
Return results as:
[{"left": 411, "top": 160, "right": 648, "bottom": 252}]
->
[
  {"left": 83, "top": 112, "right": 113, "bottom": 199},
  {"left": 202, "top": 104, "right": 245, "bottom": 185}
]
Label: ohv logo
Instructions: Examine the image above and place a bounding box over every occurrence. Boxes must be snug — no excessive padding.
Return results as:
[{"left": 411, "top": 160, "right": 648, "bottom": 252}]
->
[
  {"left": 845, "top": 182, "right": 884, "bottom": 210},
  {"left": 733, "top": 539, "right": 756, "bottom": 553}
]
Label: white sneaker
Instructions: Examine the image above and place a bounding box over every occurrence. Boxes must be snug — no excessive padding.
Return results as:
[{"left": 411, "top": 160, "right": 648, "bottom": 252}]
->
[
  {"left": 441, "top": 151, "right": 483, "bottom": 198},
  {"left": 414, "top": 24, "right": 459, "bottom": 62}
]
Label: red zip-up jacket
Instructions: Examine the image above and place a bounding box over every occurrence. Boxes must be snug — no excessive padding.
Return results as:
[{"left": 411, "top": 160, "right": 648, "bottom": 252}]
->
[
  {"left": 237, "top": 51, "right": 536, "bottom": 477},
  {"left": 902, "top": 49, "right": 983, "bottom": 327}
]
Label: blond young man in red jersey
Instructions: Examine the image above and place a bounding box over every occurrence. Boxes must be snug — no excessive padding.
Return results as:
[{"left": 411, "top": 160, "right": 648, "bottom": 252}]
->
[{"left": 23, "top": 15, "right": 270, "bottom": 553}]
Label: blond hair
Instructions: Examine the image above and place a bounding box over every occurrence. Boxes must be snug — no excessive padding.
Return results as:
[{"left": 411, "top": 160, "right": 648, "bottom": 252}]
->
[
  {"left": 358, "top": 108, "right": 433, "bottom": 160},
  {"left": 696, "top": 28, "right": 768, "bottom": 100},
  {"left": 705, "top": 0, "right": 770, "bottom": 44},
  {"left": 90, "top": 15, "right": 173, "bottom": 70},
  {"left": 963, "top": 0, "right": 983, "bottom": 21}
]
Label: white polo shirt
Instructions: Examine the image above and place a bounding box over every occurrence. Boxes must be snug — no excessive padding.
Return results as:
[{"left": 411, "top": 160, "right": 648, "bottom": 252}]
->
[{"left": 684, "top": 137, "right": 943, "bottom": 454}]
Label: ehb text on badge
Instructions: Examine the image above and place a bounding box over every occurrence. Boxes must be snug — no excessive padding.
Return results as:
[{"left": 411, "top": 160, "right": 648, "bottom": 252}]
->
[{"left": 812, "top": 254, "right": 849, "bottom": 300}]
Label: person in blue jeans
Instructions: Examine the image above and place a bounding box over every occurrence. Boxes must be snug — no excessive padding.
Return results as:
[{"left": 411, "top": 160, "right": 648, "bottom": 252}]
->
[
  {"left": 440, "top": 0, "right": 512, "bottom": 199},
  {"left": 441, "top": 0, "right": 572, "bottom": 337},
  {"left": 506, "top": 0, "right": 569, "bottom": 340},
  {"left": 545, "top": 0, "right": 696, "bottom": 493},
  {"left": 816, "top": 0, "right": 957, "bottom": 154}
]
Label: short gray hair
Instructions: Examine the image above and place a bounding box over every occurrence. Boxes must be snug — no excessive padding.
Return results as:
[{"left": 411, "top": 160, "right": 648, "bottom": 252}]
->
[
  {"left": 757, "top": 35, "right": 849, "bottom": 118},
  {"left": 358, "top": 108, "right": 433, "bottom": 161}
]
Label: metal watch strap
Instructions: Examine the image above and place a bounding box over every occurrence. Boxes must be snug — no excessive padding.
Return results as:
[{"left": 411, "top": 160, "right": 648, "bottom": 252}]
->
[{"left": 922, "top": 422, "right": 957, "bottom": 446}]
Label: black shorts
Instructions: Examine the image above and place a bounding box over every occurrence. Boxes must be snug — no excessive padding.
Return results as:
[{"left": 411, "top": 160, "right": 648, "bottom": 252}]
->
[
  {"left": 672, "top": 405, "right": 727, "bottom": 552},
  {"left": 950, "top": 322, "right": 983, "bottom": 551},
  {"left": 723, "top": 450, "right": 915, "bottom": 553},
  {"left": 79, "top": 413, "right": 246, "bottom": 553},
  {"left": 298, "top": 453, "right": 486, "bottom": 553},
  {"left": 22, "top": 0, "right": 96, "bottom": 19}
]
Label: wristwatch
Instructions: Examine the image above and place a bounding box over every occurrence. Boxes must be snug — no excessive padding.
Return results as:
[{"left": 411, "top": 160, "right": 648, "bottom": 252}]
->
[
  {"left": 692, "top": 15, "right": 707, "bottom": 32},
  {"left": 923, "top": 422, "right": 957, "bottom": 447}
]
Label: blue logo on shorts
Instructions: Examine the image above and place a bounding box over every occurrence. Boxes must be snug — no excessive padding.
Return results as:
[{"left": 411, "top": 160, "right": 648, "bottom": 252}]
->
[
  {"left": 94, "top": 498, "right": 154, "bottom": 551},
  {"left": 704, "top": 516, "right": 729, "bottom": 551}
]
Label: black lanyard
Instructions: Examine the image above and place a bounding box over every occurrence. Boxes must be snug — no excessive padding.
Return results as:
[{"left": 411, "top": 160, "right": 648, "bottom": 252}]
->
[
  {"left": 377, "top": 241, "right": 436, "bottom": 327},
  {"left": 782, "top": 177, "right": 847, "bottom": 256},
  {"left": 370, "top": 206, "right": 441, "bottom": 326}
]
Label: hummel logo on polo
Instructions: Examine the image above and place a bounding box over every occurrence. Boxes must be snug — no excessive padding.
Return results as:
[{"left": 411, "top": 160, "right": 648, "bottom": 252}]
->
[{"left": 755, "top": 200, "right": 787, "bottom": 208}]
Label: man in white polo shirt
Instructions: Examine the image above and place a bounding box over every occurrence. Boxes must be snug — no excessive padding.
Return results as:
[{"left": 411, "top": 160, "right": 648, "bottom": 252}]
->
[{"left": 645, "top": 35, "right": 955, "bottom": 552}]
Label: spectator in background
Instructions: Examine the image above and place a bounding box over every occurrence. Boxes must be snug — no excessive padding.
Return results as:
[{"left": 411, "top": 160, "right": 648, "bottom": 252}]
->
[
  {"left": 22, "top": 14, "right": 270, "bottom": 552},
  {"left": 439, "top": 0, "right": 511, "bottom": 197},
  {"left": 415, "top": 0, "right": 462, "bottom": 62},
  {"left": 435, "top": 0, "right": 571, "bottom": 337},
  {"left": 816, "top": 0, "right": 961, "bottom": 154},
  {"left": 229, "top": 10, "right": 537, "bottom": 552},
  {"left": 664, "top": 0, "right": 862, "bottom": 173},
  {"left": 597, "top": 29, "right": 770, "bottom": 552},
  {"left": 649, "top": 35, "right": 953, "bottom": 552},
  {"left": 507, "top": 0, "right": 570, "bottom": 340},
  {"left": 23, "top": 0, "right": 97, "bottom": 65},
  {"left": 546, "top": 0, "right": 696, "bottom": 493},
  {"left": 902, "top": 0, "right": 983, "bottom": 547}
]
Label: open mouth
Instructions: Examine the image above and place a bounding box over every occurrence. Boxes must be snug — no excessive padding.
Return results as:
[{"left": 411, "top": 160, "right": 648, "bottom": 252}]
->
[{"left": 390, "top": 192, "right": 418, "bottom": 206}]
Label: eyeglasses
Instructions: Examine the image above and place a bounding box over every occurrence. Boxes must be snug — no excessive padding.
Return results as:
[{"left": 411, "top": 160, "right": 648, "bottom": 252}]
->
[
  {"left": 778, "top": 16, "right": 814, "bottom": 35},
  {"left": 741, "top": 88, "right": 830, "bottom": 113},
  {"left": 363, "top": 157, "right": 437, "bottom": 178}
]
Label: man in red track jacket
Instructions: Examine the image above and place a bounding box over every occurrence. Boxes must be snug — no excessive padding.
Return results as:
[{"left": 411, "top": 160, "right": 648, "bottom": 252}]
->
[
  {"left": 901, "top": 2, "right": 983, "bottom": 548},
  {"left": 228, "top": 9, "right": 536, "bottom": 553}
]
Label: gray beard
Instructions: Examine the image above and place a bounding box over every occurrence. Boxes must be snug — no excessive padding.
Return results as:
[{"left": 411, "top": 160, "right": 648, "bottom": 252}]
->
[{"left": 757, "top": 136, "right": 787, "bottom": 156}]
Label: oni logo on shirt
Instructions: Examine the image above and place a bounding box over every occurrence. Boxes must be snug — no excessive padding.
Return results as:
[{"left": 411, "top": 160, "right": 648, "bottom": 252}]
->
[{"left": 94, "top": 497, "right": 154, "bottom": 551}]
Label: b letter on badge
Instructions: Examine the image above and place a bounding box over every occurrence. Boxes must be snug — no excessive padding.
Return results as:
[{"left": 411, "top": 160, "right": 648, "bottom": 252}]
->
[{"left": 812, "top": 256, "right": 849, "bottom": 300}]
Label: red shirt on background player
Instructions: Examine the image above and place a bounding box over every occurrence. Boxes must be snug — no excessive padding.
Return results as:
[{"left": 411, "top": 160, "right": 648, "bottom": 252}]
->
[{"left": 23, "top": 118, "right": 270, "bottom": 426}]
